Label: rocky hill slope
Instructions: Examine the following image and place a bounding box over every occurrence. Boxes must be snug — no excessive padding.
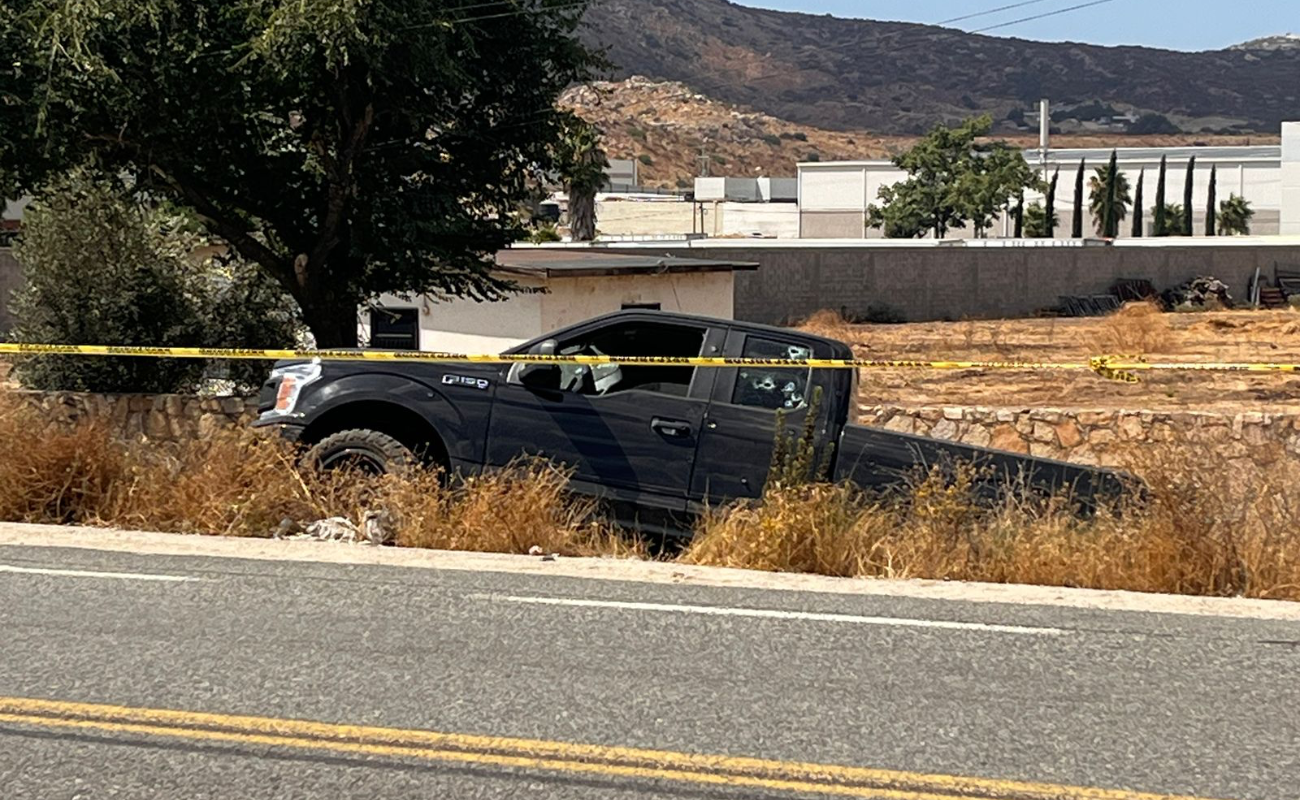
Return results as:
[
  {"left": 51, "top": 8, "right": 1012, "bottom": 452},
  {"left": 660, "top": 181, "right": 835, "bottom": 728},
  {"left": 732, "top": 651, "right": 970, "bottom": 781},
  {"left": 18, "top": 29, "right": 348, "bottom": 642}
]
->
[
  {"left": 563, "top": 78, "right": 1277, "bottom": 189},
  {"left": 581, "top": 0, "right": 1300, "bottom": 135}
]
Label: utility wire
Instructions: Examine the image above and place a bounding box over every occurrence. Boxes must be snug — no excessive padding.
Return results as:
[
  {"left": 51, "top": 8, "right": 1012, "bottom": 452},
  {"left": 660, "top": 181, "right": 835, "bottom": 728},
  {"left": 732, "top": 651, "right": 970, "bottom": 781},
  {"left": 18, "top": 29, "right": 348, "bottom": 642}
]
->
[
  {"left": 969, "top": 0, "right": 1118, "bottom": 34},
  {"left": 388, "top": 0, "right": 1124, "bottom": 143}
]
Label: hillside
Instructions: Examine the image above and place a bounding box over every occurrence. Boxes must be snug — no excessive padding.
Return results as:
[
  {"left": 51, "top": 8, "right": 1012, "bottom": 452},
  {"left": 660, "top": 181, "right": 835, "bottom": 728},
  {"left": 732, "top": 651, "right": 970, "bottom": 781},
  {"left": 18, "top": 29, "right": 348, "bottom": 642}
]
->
[
  {"left": 563, "top": 78, "right": 1278, "bottom": 189},
  {"left": 581, "top": 0, "right": 1300, "bottom": 135},
  {"left": 1233, "top": 34, "right": 1300, "bottom": 52}
]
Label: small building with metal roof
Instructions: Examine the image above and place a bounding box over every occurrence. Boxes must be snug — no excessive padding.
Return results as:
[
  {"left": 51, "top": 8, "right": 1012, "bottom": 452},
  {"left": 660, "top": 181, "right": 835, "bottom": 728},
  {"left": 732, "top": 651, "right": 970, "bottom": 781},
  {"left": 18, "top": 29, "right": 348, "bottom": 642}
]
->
[{"left": 361, "top": 249, "right": 758, "bottom": 354}]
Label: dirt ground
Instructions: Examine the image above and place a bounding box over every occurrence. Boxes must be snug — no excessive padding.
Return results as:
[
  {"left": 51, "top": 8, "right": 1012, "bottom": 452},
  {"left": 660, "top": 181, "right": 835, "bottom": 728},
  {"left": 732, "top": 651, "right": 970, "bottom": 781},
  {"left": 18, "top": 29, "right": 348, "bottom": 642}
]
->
[{"left": 800, "top": 306, "right": 1300, "bottom": 412}]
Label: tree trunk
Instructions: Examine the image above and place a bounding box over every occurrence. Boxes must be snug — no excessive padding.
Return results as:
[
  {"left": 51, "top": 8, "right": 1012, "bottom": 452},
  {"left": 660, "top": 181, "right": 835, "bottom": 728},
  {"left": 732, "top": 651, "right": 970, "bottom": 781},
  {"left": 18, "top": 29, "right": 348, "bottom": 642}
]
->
[
  {"left": 570, "top": 190, "right": 597, "bottom": 241},
  {"left": 299, "top": 292, "right": 360, "bottom": 349}
]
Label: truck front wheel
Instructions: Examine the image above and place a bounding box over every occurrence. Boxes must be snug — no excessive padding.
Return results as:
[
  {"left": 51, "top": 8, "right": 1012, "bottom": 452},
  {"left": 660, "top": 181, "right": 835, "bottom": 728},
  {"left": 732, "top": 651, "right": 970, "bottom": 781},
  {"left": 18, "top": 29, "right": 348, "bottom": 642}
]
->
[{"left": 304, "top": 429, "right": 414, "bottom": 475}]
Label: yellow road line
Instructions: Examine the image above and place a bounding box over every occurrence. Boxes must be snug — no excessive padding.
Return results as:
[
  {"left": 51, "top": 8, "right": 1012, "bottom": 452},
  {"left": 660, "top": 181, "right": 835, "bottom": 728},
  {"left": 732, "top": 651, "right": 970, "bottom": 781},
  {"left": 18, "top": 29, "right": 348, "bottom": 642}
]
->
[{"left": 0, "top": 697, "right": 1223, "bottom": 800}]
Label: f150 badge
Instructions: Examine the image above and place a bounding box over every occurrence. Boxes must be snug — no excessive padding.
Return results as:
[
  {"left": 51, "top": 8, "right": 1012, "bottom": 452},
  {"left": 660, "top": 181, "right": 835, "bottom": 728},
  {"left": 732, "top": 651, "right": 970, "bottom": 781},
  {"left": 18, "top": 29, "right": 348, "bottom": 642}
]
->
[{"left": 442, "top": 374, "right": 491, "bottom": 391}]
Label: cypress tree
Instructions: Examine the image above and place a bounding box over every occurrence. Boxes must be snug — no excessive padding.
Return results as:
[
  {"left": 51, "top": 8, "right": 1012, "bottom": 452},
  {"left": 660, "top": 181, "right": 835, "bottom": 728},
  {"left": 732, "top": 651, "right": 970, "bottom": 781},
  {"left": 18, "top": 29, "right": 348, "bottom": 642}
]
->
[
  {"left": 1153, "top": 155, "right": 1168, "bottom": 236},
  {"left": 1182, "top": 155, "right": 1196, "bottom": 236},
  {"left": 1044, "top": 168, "right": 1059, "bottom": 238},
  {"left": 1206, "top": 164, "right": 1217, "bottom": 236},
  {"left": 1072, "top": 159, "right": 1085, "bottom": 238},
  {"left": 1102, "top": 149, "right": 1120, "bottom": 237},
  {"left": 1014, "top": 190, "right": 1024, "bottom": 238},
  {"left": 1132, "top": 168, "right": 1145, "bottom": 237}
]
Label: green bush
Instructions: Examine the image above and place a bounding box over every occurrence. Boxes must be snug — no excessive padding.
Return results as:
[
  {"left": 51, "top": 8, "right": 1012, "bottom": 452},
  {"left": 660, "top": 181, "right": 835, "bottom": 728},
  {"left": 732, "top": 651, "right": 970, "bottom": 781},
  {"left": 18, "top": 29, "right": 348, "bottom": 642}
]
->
[
  {"left": 637, "top": 154, "right": 654, "bottom": 166},
  {"left": 8, "top": 173, "right": 299, "bottom": 394},
  {"left": 528, "top": 223, "right": 562, "bottom": 243}
]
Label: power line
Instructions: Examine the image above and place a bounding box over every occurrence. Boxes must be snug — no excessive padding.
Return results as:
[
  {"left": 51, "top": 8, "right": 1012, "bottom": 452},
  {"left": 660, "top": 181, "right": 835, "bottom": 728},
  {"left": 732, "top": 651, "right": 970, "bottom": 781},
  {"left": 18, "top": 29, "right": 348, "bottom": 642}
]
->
[
  {"left": 938, "top": 0, "right": 1058, "bottom": 26},
  {"left": 399, "top": 0, "right": 588, "bottom": 31},
  {"left": 387, "top": 0, "right": 1126, "bottom": 144},
  {"left": 970, "top": 0, "right": 1119, "bottom": 34}
]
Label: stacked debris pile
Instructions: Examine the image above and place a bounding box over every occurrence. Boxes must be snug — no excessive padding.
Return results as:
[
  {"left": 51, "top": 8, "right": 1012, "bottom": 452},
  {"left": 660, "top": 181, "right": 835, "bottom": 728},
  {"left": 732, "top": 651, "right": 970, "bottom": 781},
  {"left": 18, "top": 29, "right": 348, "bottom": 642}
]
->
[{"left": 1161, "top": 277, "right": 1234, "bottom": 311}]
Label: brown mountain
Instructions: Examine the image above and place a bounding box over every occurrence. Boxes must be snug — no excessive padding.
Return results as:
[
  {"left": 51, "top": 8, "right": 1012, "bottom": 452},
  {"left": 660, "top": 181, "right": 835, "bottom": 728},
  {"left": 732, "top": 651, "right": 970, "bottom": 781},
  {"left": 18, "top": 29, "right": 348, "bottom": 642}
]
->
[
  {"left": 580, "top": 0, "right": 1300, "bottom": 135},
  {"left": 563, "top": 78, "right": 1276, "bottom": 189}
]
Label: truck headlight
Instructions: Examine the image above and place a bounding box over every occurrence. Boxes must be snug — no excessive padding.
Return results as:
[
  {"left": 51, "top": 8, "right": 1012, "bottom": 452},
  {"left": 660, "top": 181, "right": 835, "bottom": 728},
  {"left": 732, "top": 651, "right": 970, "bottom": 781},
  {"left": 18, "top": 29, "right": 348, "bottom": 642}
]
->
[{"left": 267, "top": 362, "right": 322, "bottom": 417}]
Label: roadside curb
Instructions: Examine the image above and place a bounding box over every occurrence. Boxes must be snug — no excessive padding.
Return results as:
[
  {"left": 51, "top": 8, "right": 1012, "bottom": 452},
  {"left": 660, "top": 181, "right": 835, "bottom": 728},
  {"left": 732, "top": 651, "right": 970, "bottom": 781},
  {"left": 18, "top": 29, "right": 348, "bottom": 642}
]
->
[{"left": 1, "top": 521, "right": 1298, "bottom": 621}]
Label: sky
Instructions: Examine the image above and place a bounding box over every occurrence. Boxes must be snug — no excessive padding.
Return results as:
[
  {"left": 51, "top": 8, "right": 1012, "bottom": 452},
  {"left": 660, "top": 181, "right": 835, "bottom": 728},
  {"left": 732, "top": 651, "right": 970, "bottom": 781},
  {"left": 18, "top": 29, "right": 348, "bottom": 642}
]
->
[{"left": 733, "top": 1, "right": 1299, "bottom": 51}]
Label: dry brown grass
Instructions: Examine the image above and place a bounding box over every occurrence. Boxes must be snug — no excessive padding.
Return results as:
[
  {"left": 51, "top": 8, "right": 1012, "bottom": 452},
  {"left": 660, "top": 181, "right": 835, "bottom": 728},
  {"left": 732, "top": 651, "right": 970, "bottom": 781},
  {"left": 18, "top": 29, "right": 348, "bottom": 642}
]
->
[
  {"left": 0, "top": 394, "right": 633, "bottom": 557},
  {"left": 1086, "top": 302, "right": 1177, "bottom": 356},
  {"left": 684, "top": 453, "right": 1300, "bottom": 601},
  {"left": 4, "top": 392, "right": 1298, "bottom": 600},
  {"left": 796, "top": 309, "right": 858, "bottom": 345}
]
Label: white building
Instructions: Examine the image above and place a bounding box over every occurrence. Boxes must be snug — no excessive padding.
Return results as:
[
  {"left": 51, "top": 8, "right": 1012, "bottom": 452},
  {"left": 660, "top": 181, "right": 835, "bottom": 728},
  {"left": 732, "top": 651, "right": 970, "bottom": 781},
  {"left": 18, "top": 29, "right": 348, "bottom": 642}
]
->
[
  {"left": 799, "top": 139, "right": 1293, "bottom": 240},
  {"left": 360, "top": 249, "right": 756, "bottom": 354}
]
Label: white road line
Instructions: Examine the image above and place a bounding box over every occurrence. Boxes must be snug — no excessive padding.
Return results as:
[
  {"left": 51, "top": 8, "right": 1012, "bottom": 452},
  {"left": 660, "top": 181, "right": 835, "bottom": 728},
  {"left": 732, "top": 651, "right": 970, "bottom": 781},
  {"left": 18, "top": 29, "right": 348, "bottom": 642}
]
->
[
  {"left": 0, "top": 564, "right": 200, "bottom": 583},
  {"left": 474, "top": 594, "right": 1067, "bottom": 636}
]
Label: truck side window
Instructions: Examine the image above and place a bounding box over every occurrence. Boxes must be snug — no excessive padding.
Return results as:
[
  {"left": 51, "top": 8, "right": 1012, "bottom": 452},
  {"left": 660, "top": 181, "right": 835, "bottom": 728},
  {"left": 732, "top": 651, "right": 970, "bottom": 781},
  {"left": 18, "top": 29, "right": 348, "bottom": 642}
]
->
[
  {"left": 557, "top": 321, "right": 706, "bottom": 397},
  {"left": 730, "top": 337, "right": 811, "bottom": 411}
]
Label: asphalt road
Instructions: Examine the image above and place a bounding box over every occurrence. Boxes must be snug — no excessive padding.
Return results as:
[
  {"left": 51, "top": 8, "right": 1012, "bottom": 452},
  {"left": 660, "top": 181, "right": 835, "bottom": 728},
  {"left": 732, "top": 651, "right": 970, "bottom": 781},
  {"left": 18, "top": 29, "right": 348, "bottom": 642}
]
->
[{"left": 0, "top": 540, "right": 1298, "bottom": 799}]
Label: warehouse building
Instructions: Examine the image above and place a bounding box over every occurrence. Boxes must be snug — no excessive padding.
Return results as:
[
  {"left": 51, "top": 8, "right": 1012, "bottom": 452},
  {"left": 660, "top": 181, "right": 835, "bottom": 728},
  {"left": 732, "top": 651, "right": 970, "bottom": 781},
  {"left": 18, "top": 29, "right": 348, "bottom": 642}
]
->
[{"left": 799, "top": 123, "right": 1299, "bottom": 240}]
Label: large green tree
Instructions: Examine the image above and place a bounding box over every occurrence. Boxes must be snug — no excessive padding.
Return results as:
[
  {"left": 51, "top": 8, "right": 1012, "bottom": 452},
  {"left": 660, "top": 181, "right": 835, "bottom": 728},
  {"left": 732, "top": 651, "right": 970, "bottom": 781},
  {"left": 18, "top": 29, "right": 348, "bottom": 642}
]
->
[
  {"left": 867, "top": 115, "right": 1037, "bottom": 239},
  {"left": 0, "top": 0, "right": 599, "bottom": 346},
  {"left": 1087, "top": 151, "right": 1131, "bottom": 238}
]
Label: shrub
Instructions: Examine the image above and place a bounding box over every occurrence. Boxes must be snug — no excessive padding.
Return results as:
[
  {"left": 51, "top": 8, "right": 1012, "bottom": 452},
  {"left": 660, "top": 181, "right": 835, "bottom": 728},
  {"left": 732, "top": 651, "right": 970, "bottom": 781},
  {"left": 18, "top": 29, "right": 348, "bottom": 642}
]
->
[
  {"left": 529, "top": 223, "right": 562, "bottom": 243},
  {"left": 761, "top": 133, "right": 782, "bottom": 147},
  {"left": 637, "top": 154, "right": 654, "bottom": 166},
  {"left": 8, "top": 172, "right": 298, "bottom": 394}
]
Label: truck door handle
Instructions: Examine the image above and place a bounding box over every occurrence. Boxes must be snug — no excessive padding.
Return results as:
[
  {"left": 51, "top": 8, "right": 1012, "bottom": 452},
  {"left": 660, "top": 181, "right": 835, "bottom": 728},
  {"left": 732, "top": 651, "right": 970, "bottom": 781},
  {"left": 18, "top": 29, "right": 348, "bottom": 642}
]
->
[{"left": 651, "top": 418, "right": 692, "bottom": 438}]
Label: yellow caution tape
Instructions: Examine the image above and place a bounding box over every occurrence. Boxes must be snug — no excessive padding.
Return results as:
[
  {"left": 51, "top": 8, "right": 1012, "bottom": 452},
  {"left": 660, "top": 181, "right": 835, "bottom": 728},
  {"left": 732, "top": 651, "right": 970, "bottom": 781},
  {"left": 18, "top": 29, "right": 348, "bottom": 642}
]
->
[{"left": 2, "top": 343, "right": 1299, "bottom": 383}]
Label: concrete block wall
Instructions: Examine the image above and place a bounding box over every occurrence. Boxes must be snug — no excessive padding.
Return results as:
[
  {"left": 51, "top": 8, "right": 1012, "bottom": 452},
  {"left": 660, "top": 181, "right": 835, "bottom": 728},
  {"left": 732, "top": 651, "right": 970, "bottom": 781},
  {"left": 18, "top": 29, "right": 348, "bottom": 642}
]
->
[{"left": 606, "top": 242, "right": 1300, "bottom": 325}]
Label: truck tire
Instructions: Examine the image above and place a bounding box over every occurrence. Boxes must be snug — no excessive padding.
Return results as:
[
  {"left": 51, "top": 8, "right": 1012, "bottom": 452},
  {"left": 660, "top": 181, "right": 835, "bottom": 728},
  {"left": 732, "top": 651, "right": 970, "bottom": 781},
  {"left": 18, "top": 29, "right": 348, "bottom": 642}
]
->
[{"left": 304, "top": 429, "right": 414, "bottom": 475}]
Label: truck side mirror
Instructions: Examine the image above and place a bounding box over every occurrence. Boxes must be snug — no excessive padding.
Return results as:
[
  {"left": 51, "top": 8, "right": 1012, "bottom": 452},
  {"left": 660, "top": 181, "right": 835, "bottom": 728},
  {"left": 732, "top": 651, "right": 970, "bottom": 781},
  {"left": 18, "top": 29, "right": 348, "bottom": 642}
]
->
[{"left": 518, "top": 338, "right": 561, "bottom": 389}]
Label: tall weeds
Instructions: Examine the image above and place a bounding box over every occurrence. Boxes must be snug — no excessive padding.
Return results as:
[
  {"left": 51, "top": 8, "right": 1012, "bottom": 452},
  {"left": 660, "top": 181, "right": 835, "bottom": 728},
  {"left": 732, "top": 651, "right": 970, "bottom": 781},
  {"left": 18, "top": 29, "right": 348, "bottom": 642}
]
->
[
  {"left": 3, "top": 393, "right": 1298, "bottom": 600},
  {"left": 685, "top": 453, "right": 1300, "bottom": 601},
  {"left": 0, "top": 394, "right": 628, "bottom": 556}
]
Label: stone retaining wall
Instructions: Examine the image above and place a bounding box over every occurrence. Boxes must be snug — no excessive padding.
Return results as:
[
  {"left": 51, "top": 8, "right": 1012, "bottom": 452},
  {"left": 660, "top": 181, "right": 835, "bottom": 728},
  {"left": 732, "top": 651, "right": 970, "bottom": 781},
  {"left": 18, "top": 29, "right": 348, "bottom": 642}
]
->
[
  {"left": 10, "top": 390, "right": 258, "bottom": 442},
  {"left": 859, "top": 405, "right": 1300, "bottom": 468}
]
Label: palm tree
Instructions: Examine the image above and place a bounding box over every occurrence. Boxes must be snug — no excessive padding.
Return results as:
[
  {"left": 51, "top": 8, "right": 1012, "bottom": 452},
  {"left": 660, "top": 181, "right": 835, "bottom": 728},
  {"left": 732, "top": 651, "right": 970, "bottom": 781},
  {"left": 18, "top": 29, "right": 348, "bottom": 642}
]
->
[
  {"left": 1043, "top": 168, "right": 1059, "bottom": 238},
  {"left": 1218, "top": 194, "right": 1254, "bottom": 235},
  {"left": 554, "top": 118, "right": 609, "bottom": 242},
  {"left": 1156, "top": 203, "right": 1186, "bottom": 236},
  {"left": 1131, "top": 169, "right": 1145, "bottom": 238},
  {"left": 1088, "top": 151, "right": 1131, "bottom": 237}
]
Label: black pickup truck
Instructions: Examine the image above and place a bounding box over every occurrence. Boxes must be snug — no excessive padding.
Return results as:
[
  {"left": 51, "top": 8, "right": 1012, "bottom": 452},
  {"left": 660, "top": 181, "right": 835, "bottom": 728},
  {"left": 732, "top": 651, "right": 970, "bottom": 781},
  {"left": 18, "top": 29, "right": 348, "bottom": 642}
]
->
[{"left": 255, "top": 310, "right": 1122, "bottom": 535}]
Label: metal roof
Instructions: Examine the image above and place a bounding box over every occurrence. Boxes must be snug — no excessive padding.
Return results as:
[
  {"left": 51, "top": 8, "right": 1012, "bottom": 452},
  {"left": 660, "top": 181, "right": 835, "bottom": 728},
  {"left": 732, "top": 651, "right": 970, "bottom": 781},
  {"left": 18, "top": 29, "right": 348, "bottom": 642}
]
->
[
  {"left": 494, "top": 248, "right": 758, "bottom": 278},
  {"left": 800, "top": 144, "right": 1282, "bottom": 170}
]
